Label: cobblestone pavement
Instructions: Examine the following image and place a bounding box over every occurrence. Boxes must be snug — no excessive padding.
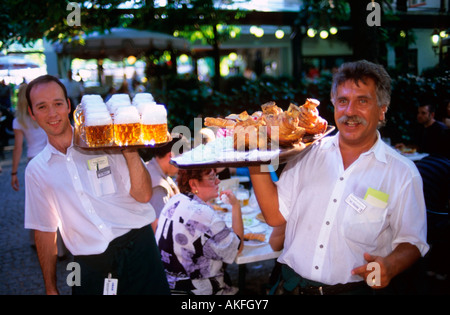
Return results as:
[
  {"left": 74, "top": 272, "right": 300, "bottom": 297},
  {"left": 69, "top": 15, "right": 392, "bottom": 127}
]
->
[{"left": 0, "top": 144, "right": 72, "bottom": 295}]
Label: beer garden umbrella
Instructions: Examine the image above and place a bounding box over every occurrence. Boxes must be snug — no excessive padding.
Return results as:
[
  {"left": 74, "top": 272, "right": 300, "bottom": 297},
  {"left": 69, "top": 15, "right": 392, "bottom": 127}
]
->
[
  {"left": 0, "top": 54, "right": 43, "bottom": 85},
  {"left": 53, "top": 27, "right": 191, "bottom": 61},
  {"left": 0, "top": 55, "right": 40, "bottom": 71}
]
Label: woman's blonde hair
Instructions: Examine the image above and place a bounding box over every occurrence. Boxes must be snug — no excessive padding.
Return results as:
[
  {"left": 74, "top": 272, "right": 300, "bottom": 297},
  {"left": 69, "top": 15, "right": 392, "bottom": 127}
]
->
[{"left": 16, "top": 83, "right": 38, "bottom": 129}]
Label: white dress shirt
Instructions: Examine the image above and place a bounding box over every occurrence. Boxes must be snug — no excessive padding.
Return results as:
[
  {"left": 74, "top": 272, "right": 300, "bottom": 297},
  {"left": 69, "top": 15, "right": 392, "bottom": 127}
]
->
[
  {"left": 276, "top": 132, "right": 429, "bottom": 285},
  {"left": 24, "top": 141, "right": 155, "bottom": 256}
]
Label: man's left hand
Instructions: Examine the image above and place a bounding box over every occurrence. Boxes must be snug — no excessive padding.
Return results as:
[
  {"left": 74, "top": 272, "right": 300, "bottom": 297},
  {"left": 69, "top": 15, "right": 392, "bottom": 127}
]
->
[{"left": 351, "top": 252, "right": 393, "bottom": 289}]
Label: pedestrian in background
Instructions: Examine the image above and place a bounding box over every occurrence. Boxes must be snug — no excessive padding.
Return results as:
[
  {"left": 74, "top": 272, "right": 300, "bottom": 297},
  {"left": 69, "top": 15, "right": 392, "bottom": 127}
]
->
[
  {"left": 10, "top": 83, "right": 49, "bottom": 249},
  {"left": 145, "top": 134, "right": 187, "bottom": 232},
  {"left": 11, "top": 83, "right": 47, "bottom": 190},
  {"left": 60, "top": 70, "right": 84, "bottom": 125}
]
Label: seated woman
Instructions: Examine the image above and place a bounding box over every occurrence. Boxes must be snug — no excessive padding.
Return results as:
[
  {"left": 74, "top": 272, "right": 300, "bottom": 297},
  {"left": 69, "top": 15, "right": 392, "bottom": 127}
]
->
[{"left": 155, "top": 168, "right": 244, "bottom": 295}]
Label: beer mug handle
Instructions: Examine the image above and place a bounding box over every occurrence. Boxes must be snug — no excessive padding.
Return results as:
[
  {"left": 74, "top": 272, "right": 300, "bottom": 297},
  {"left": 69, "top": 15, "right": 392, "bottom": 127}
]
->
[
  {"left": 79, "top": 123, "right": 88, "bottom": 145},
  {"left": 74, "top": 104, "right": 83, "bottom": 126}
]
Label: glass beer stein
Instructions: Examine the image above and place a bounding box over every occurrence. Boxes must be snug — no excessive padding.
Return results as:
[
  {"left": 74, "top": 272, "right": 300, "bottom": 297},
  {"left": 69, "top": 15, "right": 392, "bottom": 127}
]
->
[
  {"left": 141, "top": 104, "right": 168, "bottom": 145},
  {"left": 83, "top": 111, "right": 114, "bottom": 148},
  {"left": 113, "top": 106, "right": 142, "bottom": 146}
]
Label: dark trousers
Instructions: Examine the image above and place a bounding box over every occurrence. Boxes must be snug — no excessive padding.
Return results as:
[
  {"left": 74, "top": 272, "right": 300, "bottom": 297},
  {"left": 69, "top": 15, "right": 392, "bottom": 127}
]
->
[{"left": 73, "top": 224, "right": 170, "bottom": 295}]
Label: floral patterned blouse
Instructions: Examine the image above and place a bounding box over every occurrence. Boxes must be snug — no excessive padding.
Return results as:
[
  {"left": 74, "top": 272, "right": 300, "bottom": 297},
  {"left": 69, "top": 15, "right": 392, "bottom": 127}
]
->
[{"left": 155, "top": 193, "right": 241, "bottom": 295}]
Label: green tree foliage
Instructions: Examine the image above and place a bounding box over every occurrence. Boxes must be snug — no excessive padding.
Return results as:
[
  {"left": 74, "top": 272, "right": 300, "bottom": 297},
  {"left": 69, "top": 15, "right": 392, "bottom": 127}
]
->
[{"left": 0, "top": 0, "right": 128, "bottom": 48}]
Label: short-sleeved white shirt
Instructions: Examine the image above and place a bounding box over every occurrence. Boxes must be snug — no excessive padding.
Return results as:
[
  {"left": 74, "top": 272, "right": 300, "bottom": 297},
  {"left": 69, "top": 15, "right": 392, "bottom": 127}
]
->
[
  {"left": 12, "top": 117, "right": 47, "bottom": 158},
  {"left": 276, "top": 132, "right": 429, "bottom": 285},
  {"left": 24, "top": 141, "right": 155, "bottom": 256}
]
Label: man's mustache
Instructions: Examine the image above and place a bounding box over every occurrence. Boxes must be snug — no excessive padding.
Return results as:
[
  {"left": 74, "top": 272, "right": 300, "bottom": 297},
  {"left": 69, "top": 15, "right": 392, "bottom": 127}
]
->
[{"left": 337, "top": 115, "right": 368, "bottom": 126}]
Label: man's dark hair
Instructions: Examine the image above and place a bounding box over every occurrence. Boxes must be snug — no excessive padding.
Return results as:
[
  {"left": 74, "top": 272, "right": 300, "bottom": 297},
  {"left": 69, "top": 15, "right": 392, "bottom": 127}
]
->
[
  {"left": 154, "top": 134, "right": 185, "bottom": 158},
  {"left": 419, "top": 104, "right": 435, "bottom": 114},
  {"left": 26, "top": 74, "right": 69, "bottom": 113}
]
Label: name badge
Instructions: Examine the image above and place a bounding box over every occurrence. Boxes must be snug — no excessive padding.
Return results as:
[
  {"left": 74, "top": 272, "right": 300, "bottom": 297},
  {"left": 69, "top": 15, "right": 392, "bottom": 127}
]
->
[
  {"left": 87, "top": 156, "right": 109, "bottom": 171},
  {"left": 97, "top": 166, "right": 111, "bottom": 179},
  {"left": 103, "top": 273, "right": 118, "bottom": 295},
  {"left": 364, "top": 187, "right": 389, "bottom": 208},
  {"left": 345, "top": 193, "right": 367, "bottom": 213}
]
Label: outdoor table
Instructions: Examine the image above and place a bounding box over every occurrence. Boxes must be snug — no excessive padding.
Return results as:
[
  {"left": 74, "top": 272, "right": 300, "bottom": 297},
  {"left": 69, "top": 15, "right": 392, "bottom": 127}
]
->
[
  {"left": 219, "top": 204, "right": 282, "bottom": 293},
  {"left": 235, "top": 222, "right": 281, "bottom": 292}
]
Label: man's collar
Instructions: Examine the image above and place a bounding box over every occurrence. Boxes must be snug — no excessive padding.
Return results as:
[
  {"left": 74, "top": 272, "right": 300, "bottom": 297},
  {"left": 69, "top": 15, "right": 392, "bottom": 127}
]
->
[
  {"left": 321, "top": 131, "right": 387, "bottom": 164},
  {"left": 361, "top": 131, "right": 387, "bottom": 164},
  {"left": 42, "top": 128, "right": 75, "bottom": 163}
]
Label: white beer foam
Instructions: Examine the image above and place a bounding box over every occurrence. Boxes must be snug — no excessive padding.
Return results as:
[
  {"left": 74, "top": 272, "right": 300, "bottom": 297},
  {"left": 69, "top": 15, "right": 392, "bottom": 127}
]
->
[
  {"left": 135, "top": 101, "right": 157, "bottom": 115},
  {"left": 81, "top": 94, "right": 104, "bottom": 107},
  {"left": 132, "top": 93, "right": 154, "bottom": 105},
  {"left": 83, "top": 102, "right": 108, "bottom": 113},
  {"left": 85, "top": 111, "right": 113, "bottom": 126},
  {"left": 107, "top": 93, "right": 130, "bottom": 103},
  {"left": 141, "top": 104, "right": 167, "bottom": 125},
  {"left": 114, "top": 106, "right": 140, "bottom": 124},
  {"left": 106, "top": 94, "right": 131, "bottom": 113},
  {"left": 108, "top": 100, "right": 131, "bottom": 115}
]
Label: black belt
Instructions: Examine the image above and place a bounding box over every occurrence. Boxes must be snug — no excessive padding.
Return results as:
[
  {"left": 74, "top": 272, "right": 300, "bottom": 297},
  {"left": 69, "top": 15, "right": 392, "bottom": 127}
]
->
[{"left": 297, "top": 281, "right": 367, "bottom": 295}]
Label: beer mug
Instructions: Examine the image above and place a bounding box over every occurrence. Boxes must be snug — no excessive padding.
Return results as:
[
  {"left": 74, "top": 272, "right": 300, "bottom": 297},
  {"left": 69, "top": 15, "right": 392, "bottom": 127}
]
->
[
  {"left": 113, "top": 106, "right": 141, "bottom": 146},
  {"left": 235, "top": 187, "right": 250, "bottom": 207},
  {"left": 76, "top": 95, "right": 105, "bottom": 126},
  {"left": 81, "top": 103, "right": 109, "bottom": 126},
  {"left": 141, "top": 104, "right": 168, "bottom": 145},
  {"left": 83, "top": 111, "right": 114, "bottom": 148},
  {"left": 73, "top": 104, "right": 84, "bottom": 127}
]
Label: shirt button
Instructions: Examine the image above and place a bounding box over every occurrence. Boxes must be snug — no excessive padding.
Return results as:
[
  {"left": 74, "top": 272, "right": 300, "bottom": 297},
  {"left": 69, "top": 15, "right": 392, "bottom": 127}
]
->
[
  {"left": 315, "top": 266, "right": 319, "bottom": 270},
  {"left": 99, "top": 224, "right": 104, "bottom": 229},
  {"left": 67, "top": 157, "right": 71, "bottom": 162},
  {"left": 319, "top": 244, "right": 324, "bottom": 249},
  {"left": 340, "top": 177, "right": 344, "bottom": 181},
  {"left": 74, "top": 176, "right": 78, "bottom": 180},
  {"left": 326, "top": 221, "right": 330, "bottom": 225},
  {"left": 333, "top": 198, "right": 337, "bottom": 203}
]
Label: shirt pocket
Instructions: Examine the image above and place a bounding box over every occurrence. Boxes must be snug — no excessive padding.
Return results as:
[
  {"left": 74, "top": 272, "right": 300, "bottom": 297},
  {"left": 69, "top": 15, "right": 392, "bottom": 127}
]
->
[
  {"left": 342, "top": 197, "right": 388, "bottom": 247},
  {"left": 87, "top": 169, "right": 116, "bottom": 197}
]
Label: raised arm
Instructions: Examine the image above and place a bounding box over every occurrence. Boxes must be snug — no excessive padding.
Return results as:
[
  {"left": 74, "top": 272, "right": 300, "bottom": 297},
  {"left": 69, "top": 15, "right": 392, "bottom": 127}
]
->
[
  {"left": 122, "top": 148, "right": 152, "bottom": 203},
  {"left": 221, "top": 190, "right": 244, "bottom": 254},
  {"left": 248, "top": 166, "right": 286, "bottom": 226}
]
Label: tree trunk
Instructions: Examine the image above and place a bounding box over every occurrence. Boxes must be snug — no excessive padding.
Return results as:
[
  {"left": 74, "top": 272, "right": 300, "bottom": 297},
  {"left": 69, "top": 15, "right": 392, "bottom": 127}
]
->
[
  {"left": 212, "top": 24, "right": 221, "bottom": 91},
  {"left": 349, "top": 0, "right": 381, "bottom": 63},
  {"left": 291, "top": 25, "right": 303, "bottom": 82}
]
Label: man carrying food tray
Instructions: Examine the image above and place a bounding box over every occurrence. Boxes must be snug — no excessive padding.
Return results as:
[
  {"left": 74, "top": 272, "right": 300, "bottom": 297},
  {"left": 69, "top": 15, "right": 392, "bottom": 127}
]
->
[
  {"left": 23, "top": 75, "right": 169, "bottom": 295},
  {"left": 249, "top": 60, "right": 429, "bottom": 295}
]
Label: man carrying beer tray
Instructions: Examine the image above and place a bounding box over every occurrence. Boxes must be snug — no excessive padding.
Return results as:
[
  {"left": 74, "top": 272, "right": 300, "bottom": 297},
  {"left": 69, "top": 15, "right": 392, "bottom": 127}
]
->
[{"left": 24, "top": 75, "right": 170, "bottom": 295}]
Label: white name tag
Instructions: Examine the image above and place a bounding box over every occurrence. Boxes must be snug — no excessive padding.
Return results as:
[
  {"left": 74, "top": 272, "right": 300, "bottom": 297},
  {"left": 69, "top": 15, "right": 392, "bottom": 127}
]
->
[
  {"left": 103, "top": 273, "right": 118, "bottom": 295},
  {"left": 345, "top": 193, "right": 367, "bottom": 213}
]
